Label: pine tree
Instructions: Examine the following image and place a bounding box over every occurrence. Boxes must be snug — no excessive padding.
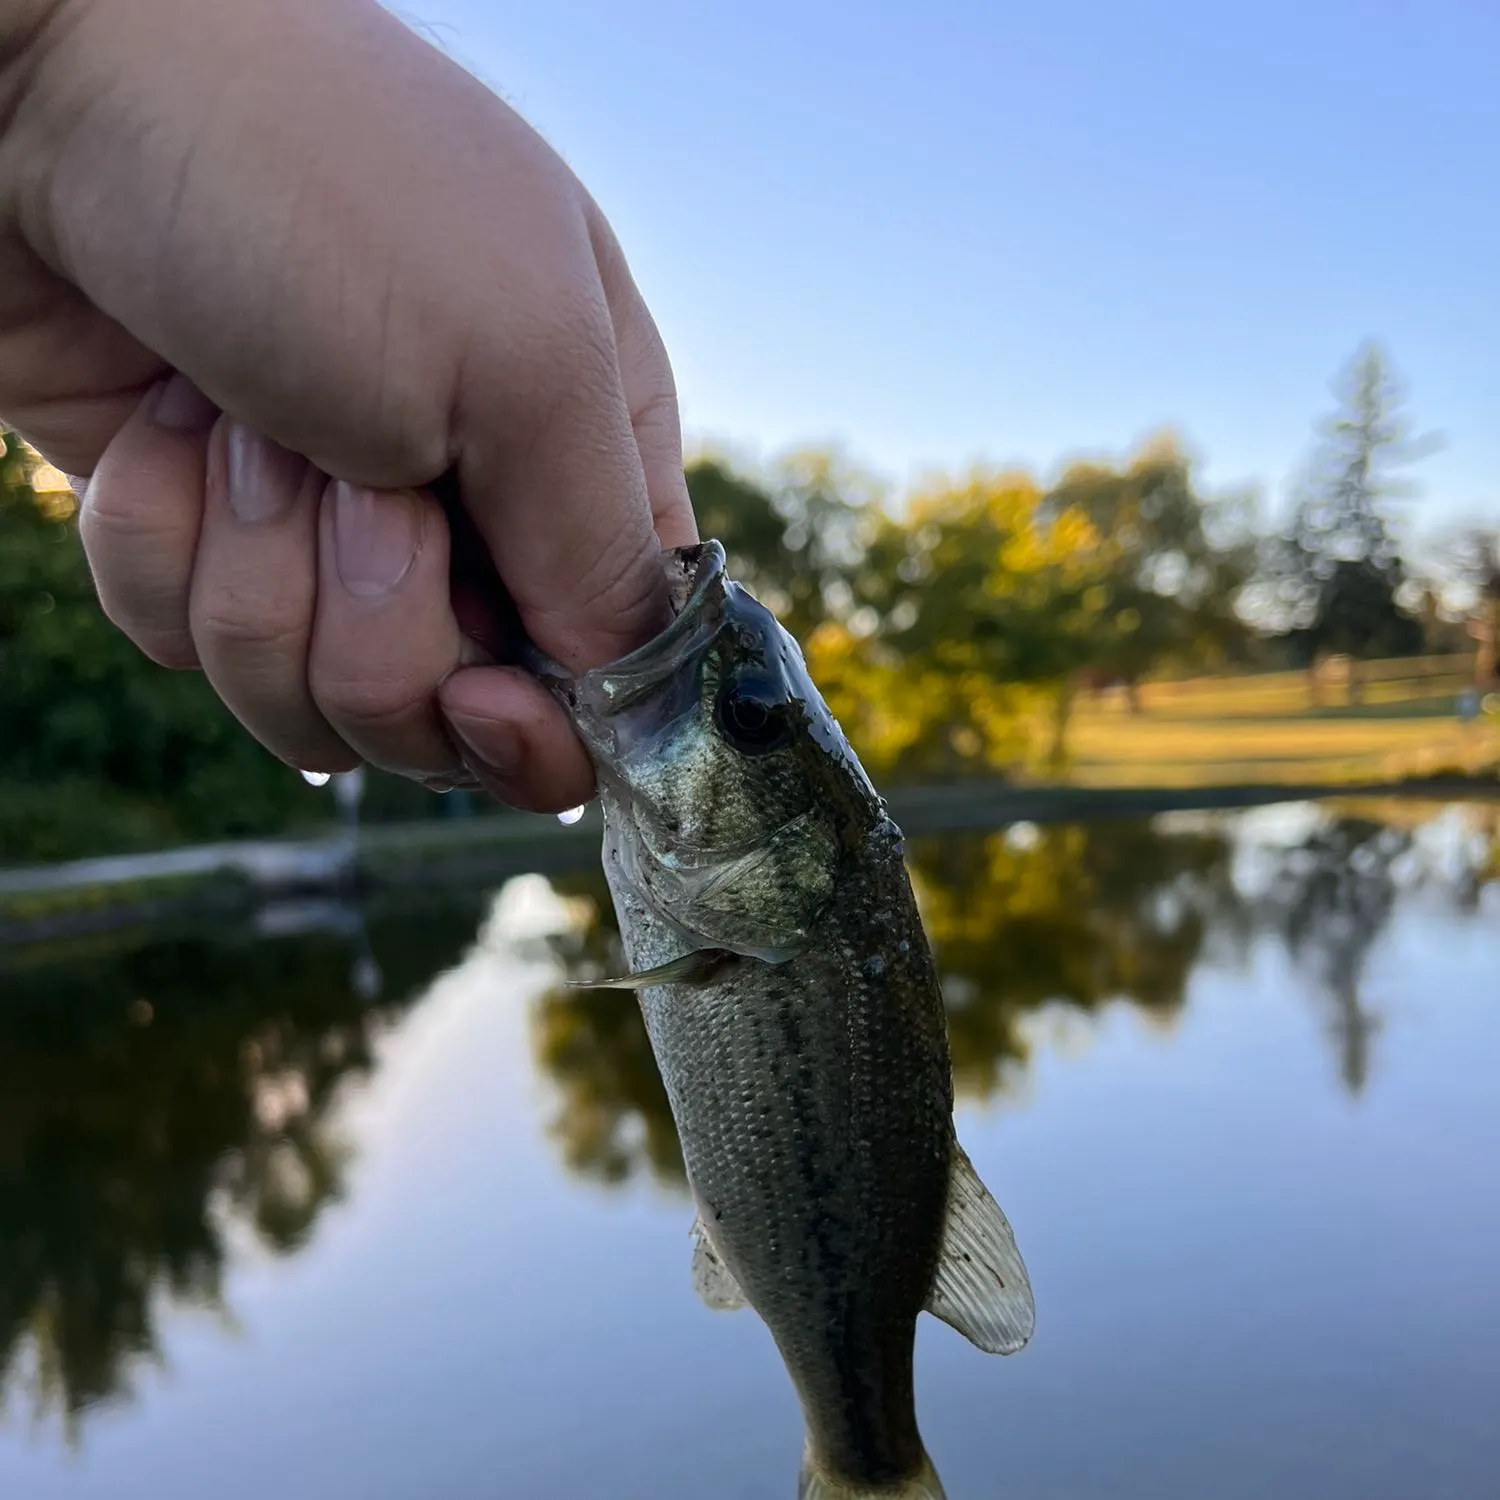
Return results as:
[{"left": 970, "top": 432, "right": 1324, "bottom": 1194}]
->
[{"left": 1268, "top": 343, "right": 1430, "bottom": 685}]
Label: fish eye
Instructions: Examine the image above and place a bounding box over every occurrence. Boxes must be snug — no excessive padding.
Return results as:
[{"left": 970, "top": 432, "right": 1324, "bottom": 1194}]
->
[{"left": 715, "top": 670, "right": 791, "bottom": 754}]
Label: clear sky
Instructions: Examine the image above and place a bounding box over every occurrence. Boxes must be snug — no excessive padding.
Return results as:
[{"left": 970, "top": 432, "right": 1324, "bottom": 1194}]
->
[{"left": 400, "top": 0, "right": 1496, "bottom": 532}]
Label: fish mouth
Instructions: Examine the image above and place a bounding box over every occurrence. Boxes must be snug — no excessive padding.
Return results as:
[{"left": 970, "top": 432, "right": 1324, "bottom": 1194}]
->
[
  {"left": 583, "top": 540, "right": 730, "bottom": 714},
  {"left": 531, "top": 541, "right": 730, "bottom": 725}
]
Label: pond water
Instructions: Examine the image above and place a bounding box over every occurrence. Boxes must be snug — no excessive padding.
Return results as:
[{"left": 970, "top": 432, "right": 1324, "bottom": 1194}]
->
[{"left": 1, "top": 800, "right": 1497, "bottom": 1499}]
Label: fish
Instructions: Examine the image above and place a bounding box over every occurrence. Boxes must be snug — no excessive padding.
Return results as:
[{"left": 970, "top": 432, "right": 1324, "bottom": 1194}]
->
[{"left": 535, "top": 539, "right": 1034, "bottom": 1500}]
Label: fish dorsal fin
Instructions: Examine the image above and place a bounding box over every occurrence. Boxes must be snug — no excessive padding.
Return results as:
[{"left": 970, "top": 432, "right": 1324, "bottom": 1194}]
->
[
  {"left": 690, "top": 1215, "right": 748, "bottom": 1312},
  {"left": 924, "top": 1142, "right": 1035, "bottom": 1354}
]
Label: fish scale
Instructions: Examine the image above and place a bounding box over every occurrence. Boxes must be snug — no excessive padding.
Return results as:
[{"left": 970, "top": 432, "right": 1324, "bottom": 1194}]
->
[{"left": 541, "top": 540, "right": 1036, "bottom": 1500}]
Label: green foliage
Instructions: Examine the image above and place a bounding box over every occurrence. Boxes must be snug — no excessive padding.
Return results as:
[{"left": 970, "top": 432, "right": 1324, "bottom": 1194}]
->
[
  {"left": 689, "top": 443, "right": 1254, "bottom": 783},
  {"left": 0, "top": 433, "right": 336, "bottom": 862},
  {"left": 1, "top": 341, "right": 1448, "bottom": 865},
  {"left": 1044, "top": 434, "right": 1260, "bottom": 682},
  {"left": 687, "top": 447, "right": 883, "bottom": 641}
]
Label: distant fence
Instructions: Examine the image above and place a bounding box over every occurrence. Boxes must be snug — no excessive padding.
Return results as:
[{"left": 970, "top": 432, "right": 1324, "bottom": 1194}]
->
[{"left": 1141, "top": 652, "right": 1477, "bottom": 696}]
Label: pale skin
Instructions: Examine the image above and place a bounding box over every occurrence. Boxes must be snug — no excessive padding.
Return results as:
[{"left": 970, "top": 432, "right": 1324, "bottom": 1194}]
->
[{"left": 0, "top": 0, "right": 698, "bottom": 812}]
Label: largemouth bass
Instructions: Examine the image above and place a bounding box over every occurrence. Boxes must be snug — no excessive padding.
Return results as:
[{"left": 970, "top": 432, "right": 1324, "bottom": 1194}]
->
[{"left": 538, "top": 540, "right": 1034, "bottom": 1500}]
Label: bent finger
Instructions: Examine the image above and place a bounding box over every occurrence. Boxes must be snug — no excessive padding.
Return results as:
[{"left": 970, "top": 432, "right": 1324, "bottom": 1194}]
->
[
  {"left": 77, "top": 374, "right": 219, "bottom": 668},
  {"left": 190, "top": 422, "right": 357, "bottom": 774},
  {"left": 308, "top": 481, "right": 472, "bottom": 781},
  {"left": 455, "top": 281, "right": 673, "bottom": 676},
  {"left": 439, "top": 666, "right": 596, "bottom": 814}
]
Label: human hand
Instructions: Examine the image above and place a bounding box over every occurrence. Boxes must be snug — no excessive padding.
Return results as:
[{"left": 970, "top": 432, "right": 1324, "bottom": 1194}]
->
[{"left": 0, "top": 0, "right": 695, "bottom": 811}]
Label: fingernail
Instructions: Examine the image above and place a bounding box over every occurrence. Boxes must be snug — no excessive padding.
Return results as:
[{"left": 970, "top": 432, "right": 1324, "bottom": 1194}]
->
[
  {"left": 448, "top": 717, "right": 523, "bottom": 782},
  {"left": 150, "top": 373, "right": 218, "bottom": 432},
  {"left": 332, "top": 482, "right": 422, "bottom": 600},
  {"left": 226, "top": 421, "right": 305, "bottom": 523}
]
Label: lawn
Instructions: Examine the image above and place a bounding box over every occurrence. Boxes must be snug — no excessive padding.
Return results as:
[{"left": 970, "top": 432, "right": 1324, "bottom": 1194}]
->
[{"left": 1065, "top": 655, "right": 1500, "bottom": 789}]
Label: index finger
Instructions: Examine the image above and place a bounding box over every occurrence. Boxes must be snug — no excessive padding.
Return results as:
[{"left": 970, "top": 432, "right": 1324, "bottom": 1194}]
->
[{"left": 452, "top": 285, "right": 677, "bottom": 676}]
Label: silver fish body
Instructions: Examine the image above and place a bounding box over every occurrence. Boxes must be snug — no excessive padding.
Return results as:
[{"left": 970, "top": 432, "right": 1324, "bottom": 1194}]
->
[{"left": 542, "top": 542, "right": 1034, "bottom": 1500}]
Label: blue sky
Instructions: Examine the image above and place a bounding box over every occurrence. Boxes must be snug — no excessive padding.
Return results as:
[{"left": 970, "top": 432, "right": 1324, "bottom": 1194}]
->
[{"left": 403, "top": 0, "right": 1497, "bottom": 533}]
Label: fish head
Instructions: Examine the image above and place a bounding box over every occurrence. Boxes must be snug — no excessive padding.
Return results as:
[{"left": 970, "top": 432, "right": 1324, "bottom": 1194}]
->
[{"left": 542, "top": 541, "right": 884, "bottom": 965}]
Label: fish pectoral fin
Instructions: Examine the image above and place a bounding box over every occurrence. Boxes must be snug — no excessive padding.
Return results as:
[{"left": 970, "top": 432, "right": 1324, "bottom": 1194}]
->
[
  {"left": 924, "top": 1142, "right": 1035, "bottom": 1355},
  {"left": 564, "top": 949, "right": 734, "bottom": 991},
  {"left": 690, "top": 1216, "right": 748, "bottom": 1312}
]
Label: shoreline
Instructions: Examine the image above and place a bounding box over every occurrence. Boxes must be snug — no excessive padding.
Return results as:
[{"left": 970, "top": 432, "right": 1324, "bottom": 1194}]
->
[{"left": 2, "top": 772, "right": 1495, "bottom": 948}]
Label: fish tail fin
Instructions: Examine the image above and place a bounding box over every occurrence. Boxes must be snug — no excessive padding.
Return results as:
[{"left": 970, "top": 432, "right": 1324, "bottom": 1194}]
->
[{"left": 797, "top": 1451, "right": 947, "bottom": 1500}]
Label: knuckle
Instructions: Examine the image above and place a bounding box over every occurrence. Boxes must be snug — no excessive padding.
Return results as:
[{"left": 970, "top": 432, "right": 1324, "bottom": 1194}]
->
[
  {"left": 193, "top": 597, "right": 307, "bottom": 661},
  {"left": 79, "top": 480, "right": 181, "bottom": 554},
  {"left": 89, "top": 561, "right": 192, "bottom": 650},
  {"left": 312, "top": 666, "right": 435, "bottom": 737},
  {"left": 630, "top": 383, "right": 678, "bottom": 433},
  {"left": 534, "top": 527, "right": 669, "bottom": 664},
  {"left": 136, "top": 632, "right": 202, "bottom": 672},
  {"left": 583, "top": 533, "right": 664, "bottom": 620}
]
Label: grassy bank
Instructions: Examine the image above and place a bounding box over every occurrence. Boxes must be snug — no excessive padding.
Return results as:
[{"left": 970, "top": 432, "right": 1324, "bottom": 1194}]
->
[
  {"left": 4, "top": 653, "right": 1496, "bottom": 943},
  {"left": 1067, "top": 656, "right": 1499, "bottom": 788}
]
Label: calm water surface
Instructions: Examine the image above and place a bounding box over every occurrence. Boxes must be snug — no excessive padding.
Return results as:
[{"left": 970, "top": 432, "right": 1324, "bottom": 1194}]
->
[{"left": 1, "top": 801, "right": 1497, "bottom": 1499}]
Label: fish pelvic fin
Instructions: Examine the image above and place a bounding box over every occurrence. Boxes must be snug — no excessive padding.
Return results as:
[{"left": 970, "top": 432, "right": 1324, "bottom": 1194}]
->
[
  {"left": 689, "top": 1214, "right": 747, "bottom": 1312},
  {"left": 564, "top": 948, "right": 734, "bottom": 991},
  {"left": 797, "top": 1451, "right": 947, "bottom": 1500},
  {"left": 924, "top": 1141, "right": 1035, "bottom": 1355}
]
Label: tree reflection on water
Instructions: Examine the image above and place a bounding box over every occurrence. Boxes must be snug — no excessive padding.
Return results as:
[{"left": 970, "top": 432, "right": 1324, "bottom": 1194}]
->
[
  {"left": 1247, "top": 817, "right": 1404, "bottom": 1094},
  {"left": 1, "top": 802, "right": 1494, "bottom": 1439},
  {"left": 529, "top": 806, "right": 1495, "bottom": 1189},
  {"left": 910, "top": 819, "right": 1242, "bottom": 1098},
  {"left": 0, "top": 901, "right": 480, "bottom": 1437},
  {"left": 526, "top": 871, "right": 683, "bottom": 1186}
]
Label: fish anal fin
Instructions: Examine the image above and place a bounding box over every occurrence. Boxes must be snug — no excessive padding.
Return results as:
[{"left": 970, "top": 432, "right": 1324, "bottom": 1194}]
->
[
  {"left": 690, "top": 1215, "right": 748, "bottom": 1312},
  {"left": 924, "top": 1142, "right": 1035, "bottom": 1355}
]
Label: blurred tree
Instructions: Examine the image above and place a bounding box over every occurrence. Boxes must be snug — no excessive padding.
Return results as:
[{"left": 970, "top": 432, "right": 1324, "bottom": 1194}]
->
[
  {"left": 0, "top": 433, "right": 316, "bottom": 860},
  {"left": 1400, "top": 523, "right": 1500, "bottom": 662},
  {"left": 1042, "top": 434, "right": 1258, "bottom": 706},
  {"left": 0, "top": 431, "right": 446, "bottom": 863},
  {"left": 1482, "top": 575, "right": 1500, "bottom": 693},
  {"left": 1451, "top": 528, "right": 1500, "bottom": 689},
  {"left": 685, "top": 447, "right": 883, "bottom": 642},
  {"left": 1262, "top": 344, "right": 1430, "bottom": 693},
  {"left": 694, "top": 445, "right": 1258, "bottom": 780},
  {"left": 806, "top": 469, "right": 1113, "bottom": 778},
  {"left": 684, "top": 459, "right": 786, "bottom": 595}
]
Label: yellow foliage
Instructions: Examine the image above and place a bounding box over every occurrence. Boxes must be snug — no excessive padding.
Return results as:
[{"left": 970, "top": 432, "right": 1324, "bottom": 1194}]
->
[{"left": 806, "top": 620, "right": 1051, "bottom": 781}]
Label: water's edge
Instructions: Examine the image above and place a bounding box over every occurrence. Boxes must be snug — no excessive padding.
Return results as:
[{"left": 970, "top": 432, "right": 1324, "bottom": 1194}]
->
[{"left": 2, "top": 774, "right": 1495, "bottom": 946}]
